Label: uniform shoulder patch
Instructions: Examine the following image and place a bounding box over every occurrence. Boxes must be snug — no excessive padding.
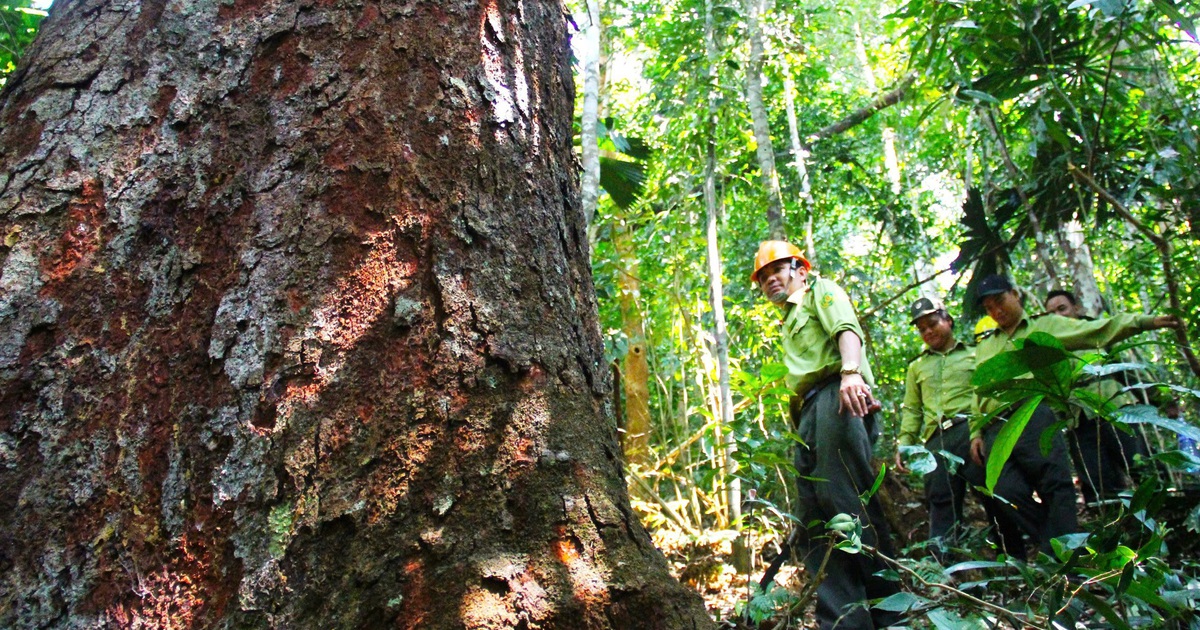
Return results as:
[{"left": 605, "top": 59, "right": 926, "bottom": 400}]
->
[{"left": 820, "top": 293, "right": 834, "bottom": 308}]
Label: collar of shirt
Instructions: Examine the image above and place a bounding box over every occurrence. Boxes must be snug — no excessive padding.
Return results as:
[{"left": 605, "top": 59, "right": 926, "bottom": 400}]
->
[
  {"left": 784, "top": 281, "right": 811, "bottom": 306},
  {"left": 922, "top": 338, "right": 967, "bottom": 357}
]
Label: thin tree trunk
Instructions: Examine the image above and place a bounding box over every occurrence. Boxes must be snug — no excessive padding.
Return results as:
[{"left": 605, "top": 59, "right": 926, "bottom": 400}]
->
[
  {"left": 614, "top": 224, "right": 652, "bottom": 467},
  {"left": 1069, "top": 166, "right": 1200, "bottom": 377},
  {"left": 744, "top": 0, "right": 785, "bottom": 239},
  {"left": 0, "top": 2, "right": 714, "bottom": 627},
  {"left": 981, "top": 107, "right": 1062, "bottom": 285},
  {"left": 853, "top": 22, "right": 933, "bottom": 293},
  {"left": 703, "top": 0, "right": 745, "bottom": 567},
  {"left": 781, "top": 57, "right": 816, "bottom": 263},
  {"left": 1057, "top": 218, "right": 1105, "bottom": 316}
]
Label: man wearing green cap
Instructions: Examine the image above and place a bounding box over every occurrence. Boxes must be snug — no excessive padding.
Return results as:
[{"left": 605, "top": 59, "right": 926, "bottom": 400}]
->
[
  {"left": 752, "top": 240, "right": 899, "bottom": 630},
  {"left": 971, "top": 274, "right": 1181, "bottom": 553},
  {"left": 897, "top": 297, "right": 987, "bottom": 552}
]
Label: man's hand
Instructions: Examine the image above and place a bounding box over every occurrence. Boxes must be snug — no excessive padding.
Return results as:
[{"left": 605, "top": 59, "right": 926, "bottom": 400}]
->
[
  {"left": 838, "top": 372, "right": 874, "bottom": 418},
  {"left": 893, "top": 450, "right": 909, "bottom": 474},
  {"left": 970, "top": 437, "right": 986, "bottom": 467},
  {"left": 1151, "top": 315, "right": 1183, "bottom": 330}
]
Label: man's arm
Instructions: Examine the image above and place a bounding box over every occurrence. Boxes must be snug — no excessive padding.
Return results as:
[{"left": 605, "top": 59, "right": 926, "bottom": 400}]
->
[
  {"left": 896, "top": 362, "right": 922, "bottom": 473},
  {"left": 1043, "top": 312, "right": 1182, "bottom": 350},
  {"left": 837, "top": 330, "right": 873, "bottom": 418}
]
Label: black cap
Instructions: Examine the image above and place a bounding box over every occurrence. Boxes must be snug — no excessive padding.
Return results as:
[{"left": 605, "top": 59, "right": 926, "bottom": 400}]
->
[
  {"left": 909, "top": 297, "right": 946, "bottom": 324},
  {"left": 975, "top": 274, "right": 1014, "bottom": 305}
]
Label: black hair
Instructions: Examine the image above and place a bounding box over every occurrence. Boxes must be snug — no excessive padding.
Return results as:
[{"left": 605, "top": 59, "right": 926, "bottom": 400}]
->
[{"left": 1045, "top": 289, "right": 1078, "bottom": 306}]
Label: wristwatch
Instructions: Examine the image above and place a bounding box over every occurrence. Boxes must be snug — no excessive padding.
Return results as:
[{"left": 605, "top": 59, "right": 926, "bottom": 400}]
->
[{"left": 840, "top": 363, "right": 861, "bottom": 376}]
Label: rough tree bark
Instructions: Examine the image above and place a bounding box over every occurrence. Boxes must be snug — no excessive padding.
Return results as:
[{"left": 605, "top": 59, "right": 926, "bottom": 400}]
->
[{"left": 0, "top": 1, "right": 714, "bottom": 628}]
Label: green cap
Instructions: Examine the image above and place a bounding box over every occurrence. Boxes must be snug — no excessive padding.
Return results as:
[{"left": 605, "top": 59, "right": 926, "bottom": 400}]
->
[{"left": 909, "top": 297, "right": 946, "bottom": 324}]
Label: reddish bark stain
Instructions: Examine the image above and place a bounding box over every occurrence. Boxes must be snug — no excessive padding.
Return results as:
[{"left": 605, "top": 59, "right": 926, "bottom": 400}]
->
[
  {"left": 356, "top": 4, "right": 380, "bottom": 29},
  {"left": 128, "top": 0, "right": 169, "bottom": 44},
  {"left": 249, "top": 34, "right": 311, "bottom": 98},
  {"left": 216, "top": 0, "right": 264, "bottom": 22},
  {"left": 0, "top": 111, "right": 44, "bottom": 162},
  {"left": 151, "top": 84, "right": 177, "bottom": 121},
  {"left": 44, "top": 179, "right": 106, "bottom": 284}
]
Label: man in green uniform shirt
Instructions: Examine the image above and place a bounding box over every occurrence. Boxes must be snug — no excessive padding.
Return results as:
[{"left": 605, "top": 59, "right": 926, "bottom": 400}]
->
[
  {"left": 896, "top": 297, "right": 987, "bottom": 552},
  {"left": 752, "top": 241, "right": 899, "bottom": 630},
  {"left": 971, "top": 275, "right": 1180, "bottom": 553},
  {"left": 1046, "top": 289, "right": 1149, "bottom": 503}
]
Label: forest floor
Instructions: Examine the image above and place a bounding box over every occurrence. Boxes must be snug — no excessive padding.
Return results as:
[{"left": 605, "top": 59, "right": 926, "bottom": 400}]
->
[{"left": 650, "top": 472, "right": 1200, "bottom": 628}]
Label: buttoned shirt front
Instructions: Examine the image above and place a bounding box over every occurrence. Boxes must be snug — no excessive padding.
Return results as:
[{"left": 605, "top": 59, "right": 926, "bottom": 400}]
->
[
  {"left": 780, "top": 277, "right": 875, "bottom": 398},
  {"left": 900, "top": 341, "right": 975, "bottom": 447}
]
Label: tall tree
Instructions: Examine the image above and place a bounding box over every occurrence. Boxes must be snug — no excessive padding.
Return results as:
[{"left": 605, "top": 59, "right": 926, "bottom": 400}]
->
[
  {"left": 743, "top": 0, "right": 786, "bottom": 239},
  {"left": 0, "top": 1, "right": 714, "bottom": 628}
]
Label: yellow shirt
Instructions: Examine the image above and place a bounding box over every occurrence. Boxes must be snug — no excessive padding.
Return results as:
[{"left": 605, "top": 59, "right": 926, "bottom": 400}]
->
[
  {"left": 899, "top": 341, "right": 975, "bottom": 446},
  {"left": 780, "top": 277, "right": 875, "bottom": 398},
  {"left": 971, "top": 310, "right": 1155, "bottom": 438}
]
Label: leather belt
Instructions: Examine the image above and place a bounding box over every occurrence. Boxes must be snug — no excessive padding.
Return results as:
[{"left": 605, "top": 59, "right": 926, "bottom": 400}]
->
[{"left": 935, "top": 414, "right": 970, "bottom": 433}]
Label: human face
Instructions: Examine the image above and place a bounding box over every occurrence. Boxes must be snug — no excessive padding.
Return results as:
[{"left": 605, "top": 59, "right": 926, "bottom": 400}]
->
[
  {"left": 756, "top": 258, "right": 807, "bottom": 304},
  {"left": 982, "top": 290, "right": 1023, "bottom": 332},
  {"left": 914, "top": 312, "right": 954, "bottom": 352},
  {"left": 1045, "top": 295, "right": 1077, "bottom": 318}
]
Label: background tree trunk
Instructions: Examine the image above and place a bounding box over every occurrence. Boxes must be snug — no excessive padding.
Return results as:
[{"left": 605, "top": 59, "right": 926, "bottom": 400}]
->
[
  {"left": 614, "top": 224, "right": 651, "bottom": 467},
  {"left": 744, "top": 0, "right": 785, "bottom": 240},
  {"left": 0, "top": 1, "right": 713, "bottom": 628}
]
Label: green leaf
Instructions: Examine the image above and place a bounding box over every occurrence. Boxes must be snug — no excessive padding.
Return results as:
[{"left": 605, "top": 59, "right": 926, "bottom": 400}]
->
[
  {"left": 971, "top": 334, "right": 1072, "bottom": 389},
  {"left": 945, "top": 560, "right": 1007, "bottom": 573},
  {"left": 1117, "top": 405, "right": 1200, "bottom": 442},
  {"left": 986, "top": 396, "right": 1043, "bottom": 492},
  {"left": 760, "top": 363, "right": 789, "bottom": 382},
  {"left": 1075, "top": 589, "right": 1133, "bottom": 630},
  {"left": 927, "top": 608, "right": 991, "bottom": 629},
  {"left": 958, "top": 89, "right": 1001, "bottom": 104},
  {"left": 872, "top": 591, "right": 929, "bottom": 613},
  {"left": 901, "top": 444, "right": 938, "bottom": 475}
]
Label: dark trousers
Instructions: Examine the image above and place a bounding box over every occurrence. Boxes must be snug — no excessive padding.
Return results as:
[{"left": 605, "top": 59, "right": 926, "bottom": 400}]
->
[
  {"left": 1068, "top": 414, "right": 1148, "bottom": 503},
  {"left": 923, "top": 421, "right": 984, "bottom": 542},
  {"left": 792, "top": 382, "right": 900, "bottom": 630},
  {"left": 981, "top": 403, "right": 1080, "bottom": 555}
]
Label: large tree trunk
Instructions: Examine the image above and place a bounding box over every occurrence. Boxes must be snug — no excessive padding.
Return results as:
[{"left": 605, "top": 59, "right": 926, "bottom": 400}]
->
[{"left": 0, "top": 2, "right": 713, "bottom": 628}]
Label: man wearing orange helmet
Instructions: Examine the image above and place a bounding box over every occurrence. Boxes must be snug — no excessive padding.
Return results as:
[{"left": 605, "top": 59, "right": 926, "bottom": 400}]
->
[{"left": 752, "top": 240, "right": 899, "bottom": 630}]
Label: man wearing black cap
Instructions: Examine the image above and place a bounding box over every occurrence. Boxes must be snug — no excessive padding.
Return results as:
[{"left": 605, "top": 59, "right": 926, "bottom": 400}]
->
[{"left": 971, "top": 274, "right": 1180, "bottom": 553}]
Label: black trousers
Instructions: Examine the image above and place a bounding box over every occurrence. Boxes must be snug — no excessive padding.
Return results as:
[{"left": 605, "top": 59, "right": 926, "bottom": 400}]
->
[
  {"left": 981, "top": 402, "right": 1080, "bottom": 555},
  {"left": 1068, "top": 413, "right": 1148, "bottom": 503},
  {"left": 792, "top": 382, "right": 900, "bottom": 629},
  {"left": 923, "top": 421, "right": 984, "bottom": 542}
]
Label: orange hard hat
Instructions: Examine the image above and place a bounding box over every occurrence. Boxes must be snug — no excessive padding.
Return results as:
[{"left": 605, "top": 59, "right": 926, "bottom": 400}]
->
[{"left": 751, "top": 241, "right": 810, "bottom": 283}]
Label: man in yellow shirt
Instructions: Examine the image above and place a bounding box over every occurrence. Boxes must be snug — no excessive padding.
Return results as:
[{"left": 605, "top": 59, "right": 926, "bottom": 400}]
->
[
  {"left": 753, "top": 241, "right": 899, "bottom": 630},
  {"left": 897, "top": 298, "right": 987, "bottom": 552},
  {"left": 971, "top": 275, "right": 1179, "bottom": 553}
]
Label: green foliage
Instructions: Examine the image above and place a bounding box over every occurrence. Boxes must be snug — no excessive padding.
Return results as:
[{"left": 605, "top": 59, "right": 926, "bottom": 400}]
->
[{"left": 0, "top": 2, "right": 45, "bottom": 86}]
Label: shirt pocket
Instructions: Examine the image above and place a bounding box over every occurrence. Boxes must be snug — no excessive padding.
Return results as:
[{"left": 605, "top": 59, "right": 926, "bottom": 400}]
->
[{"left": 784, "top": 309, "right": 811, "bottom": 338}]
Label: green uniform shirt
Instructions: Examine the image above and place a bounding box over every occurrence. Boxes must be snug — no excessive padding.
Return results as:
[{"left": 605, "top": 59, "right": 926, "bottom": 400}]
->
[
  {"left": 899, "top": 341, "right": 975, "bottom": 447},
  {"left": 971, "top": 310, "right": 1156, "bottom": 438},
  {"left": 780, "top": 277, "right": 875, "bottom": 398}
]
